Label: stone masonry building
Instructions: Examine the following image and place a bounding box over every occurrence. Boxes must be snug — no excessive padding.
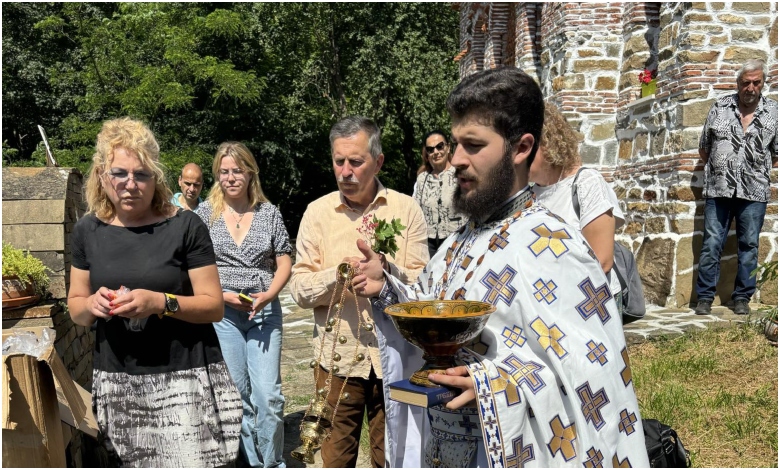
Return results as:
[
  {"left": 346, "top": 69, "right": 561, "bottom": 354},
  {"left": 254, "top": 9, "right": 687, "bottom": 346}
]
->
[{"left": 455, "top": 2, "right": 778, "bottom": 307}]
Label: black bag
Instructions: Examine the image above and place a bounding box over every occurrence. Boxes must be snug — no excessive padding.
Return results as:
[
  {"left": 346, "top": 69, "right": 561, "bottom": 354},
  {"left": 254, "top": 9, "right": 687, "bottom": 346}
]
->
[
  {"left": 643, "top": 419, "right": 691, "bottom": 468},
  {"left": 571, "top": 168, "right": 646, "bottom": 324}
]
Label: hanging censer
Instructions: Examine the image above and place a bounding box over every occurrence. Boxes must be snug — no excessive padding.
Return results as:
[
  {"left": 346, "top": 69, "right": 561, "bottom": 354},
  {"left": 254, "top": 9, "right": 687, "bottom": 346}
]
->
[{"left": 291, "top": 262, "right": 368, "bottom": 463}]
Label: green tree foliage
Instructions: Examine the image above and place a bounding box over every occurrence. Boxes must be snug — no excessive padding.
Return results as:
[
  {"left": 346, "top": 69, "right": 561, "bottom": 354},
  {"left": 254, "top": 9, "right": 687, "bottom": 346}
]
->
[
  {"left": 2, "top": 3, "right": 460, "bottom": 234},
  {"left": 2, "top": 2, "right": 74, "bottom": 166}
]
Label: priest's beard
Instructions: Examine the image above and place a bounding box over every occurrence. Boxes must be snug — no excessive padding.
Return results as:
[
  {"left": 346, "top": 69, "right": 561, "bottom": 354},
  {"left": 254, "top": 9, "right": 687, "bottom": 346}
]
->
[{"left": 453, "top": 150, "right": 516, "bottom": 219}]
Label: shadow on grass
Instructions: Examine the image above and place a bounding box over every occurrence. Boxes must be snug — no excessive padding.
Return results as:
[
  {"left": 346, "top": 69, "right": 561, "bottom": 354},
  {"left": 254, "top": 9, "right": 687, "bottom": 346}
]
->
[{"left": 284, "top": 410, "right": 307, "bottom": 468}]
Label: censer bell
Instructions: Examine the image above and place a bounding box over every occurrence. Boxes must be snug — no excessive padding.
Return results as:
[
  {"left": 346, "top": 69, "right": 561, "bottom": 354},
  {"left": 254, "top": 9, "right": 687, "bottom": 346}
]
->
[
  {"left": 291, "top": 393, "right": 333, "bottom": 464},
  {"left": 336, "top": 262, "right": 352, "bottom": 284},
  {"left": 337, "top": 262, "right": 358, "bottom": 292}
]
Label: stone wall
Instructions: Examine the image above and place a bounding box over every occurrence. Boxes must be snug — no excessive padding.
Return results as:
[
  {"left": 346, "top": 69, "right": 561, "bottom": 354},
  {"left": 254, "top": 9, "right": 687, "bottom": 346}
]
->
[
  {"left": 614, "top": 2, "right": 778, "bottom": 307},
  {"left": 2, "top": 167, "right": 94, "bottom": 466},
  {"left": 456, "top": 2, "right": 778, "bottom": 307}
]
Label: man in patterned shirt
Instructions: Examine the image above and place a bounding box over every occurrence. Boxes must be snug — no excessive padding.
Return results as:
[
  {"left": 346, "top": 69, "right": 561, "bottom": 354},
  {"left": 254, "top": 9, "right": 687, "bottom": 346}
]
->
[
  {"left": 353, "top": 68, "right": 650, "bottom": 468},
  {"left": 694, "top": 59, "right": 778, "bottom": 316}
]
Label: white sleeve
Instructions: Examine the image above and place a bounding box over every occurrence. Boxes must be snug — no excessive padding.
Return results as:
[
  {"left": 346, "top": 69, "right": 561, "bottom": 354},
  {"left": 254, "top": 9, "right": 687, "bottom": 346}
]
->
[{"left": 577, "top": 170, "right": 625, "bottom": 229}]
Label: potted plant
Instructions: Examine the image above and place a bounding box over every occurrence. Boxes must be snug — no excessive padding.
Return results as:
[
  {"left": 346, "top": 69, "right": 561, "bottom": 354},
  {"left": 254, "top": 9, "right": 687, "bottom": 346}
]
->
[
  {"left": 639, "top": 68, "right": 658, "bottom": 97},
  {"left": 2, "top": 242, "right": 51, "bottom": 309},
  {"left": 752, "top": 260, "right": 778, "bottom": 345}
]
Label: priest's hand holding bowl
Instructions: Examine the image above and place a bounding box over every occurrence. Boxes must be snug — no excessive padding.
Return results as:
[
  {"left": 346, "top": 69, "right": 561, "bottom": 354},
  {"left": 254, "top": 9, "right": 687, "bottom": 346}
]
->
[{"left": 426, "top": 366, "right": 477, "bottom": 410}]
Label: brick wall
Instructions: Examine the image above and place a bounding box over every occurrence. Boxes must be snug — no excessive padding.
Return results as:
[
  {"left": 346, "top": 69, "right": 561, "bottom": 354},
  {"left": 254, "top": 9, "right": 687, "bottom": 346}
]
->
[
  {"left": 505, "top": 3, "right": 542, "bottom": 78},
  {"left": 457, "top": 2, "right": 778, "bottom": 307}
]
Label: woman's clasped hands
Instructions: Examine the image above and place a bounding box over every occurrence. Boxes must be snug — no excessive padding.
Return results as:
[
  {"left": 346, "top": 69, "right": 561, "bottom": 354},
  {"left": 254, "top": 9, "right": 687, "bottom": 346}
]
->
[{"left": 89, "top": 287, "right": 165, "bottom": 320}]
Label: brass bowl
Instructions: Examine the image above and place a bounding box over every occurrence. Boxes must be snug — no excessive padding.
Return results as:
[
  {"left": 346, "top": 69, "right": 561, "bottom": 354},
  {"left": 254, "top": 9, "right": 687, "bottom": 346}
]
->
[{"left": 384, "top": 300, "right": 495, "bottom": 387}]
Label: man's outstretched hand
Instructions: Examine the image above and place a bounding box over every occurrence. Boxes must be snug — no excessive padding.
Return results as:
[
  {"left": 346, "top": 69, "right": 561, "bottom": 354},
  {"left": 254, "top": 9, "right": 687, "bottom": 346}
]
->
[{"left": 351, "top": 239, "right": 387, "bottom": 297}]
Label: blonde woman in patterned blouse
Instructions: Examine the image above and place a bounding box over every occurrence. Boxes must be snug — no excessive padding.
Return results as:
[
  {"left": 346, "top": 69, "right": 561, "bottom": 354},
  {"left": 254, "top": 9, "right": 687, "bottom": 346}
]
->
[
  {"left": 412, "top": 130, "right": 465, "bottom": 258},
  {"left": 195, "top": 142, "right": 292, "bottom": 468}
]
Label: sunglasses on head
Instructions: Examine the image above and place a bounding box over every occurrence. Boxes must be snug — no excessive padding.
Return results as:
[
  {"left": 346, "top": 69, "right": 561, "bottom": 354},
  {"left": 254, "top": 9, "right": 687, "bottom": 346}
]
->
[{"left": 425, "top": 142, "right": 447, "bottom": 153}]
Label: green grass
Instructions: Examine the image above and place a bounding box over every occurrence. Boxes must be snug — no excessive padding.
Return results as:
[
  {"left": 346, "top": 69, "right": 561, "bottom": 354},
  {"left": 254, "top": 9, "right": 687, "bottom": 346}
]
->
[
  {"left": 284, "top": 394, "right": 313, "bottom": 412},
  {"left": 284, "top": 361, "right": 312, "bottom": 383},
  {"left": 630, "top": 322, "right": 778, "bottom": 467}
]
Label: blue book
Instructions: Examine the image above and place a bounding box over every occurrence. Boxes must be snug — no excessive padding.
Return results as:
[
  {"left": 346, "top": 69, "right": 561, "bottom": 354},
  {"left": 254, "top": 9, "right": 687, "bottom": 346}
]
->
[{"left": 388, "top": 379, "right": 455, "bottom": 408}]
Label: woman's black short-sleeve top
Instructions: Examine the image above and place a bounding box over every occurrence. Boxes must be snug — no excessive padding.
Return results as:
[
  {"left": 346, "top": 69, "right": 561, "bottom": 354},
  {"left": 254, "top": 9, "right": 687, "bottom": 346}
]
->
[{"left": 70, "top": 210, "right": 223, "bottom": 375}]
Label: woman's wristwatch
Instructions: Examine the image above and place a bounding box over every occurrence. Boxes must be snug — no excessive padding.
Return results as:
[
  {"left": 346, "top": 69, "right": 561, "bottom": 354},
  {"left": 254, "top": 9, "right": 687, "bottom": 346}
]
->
[{"left": 162, "top": 293, "right": 179, "bottom": 317}]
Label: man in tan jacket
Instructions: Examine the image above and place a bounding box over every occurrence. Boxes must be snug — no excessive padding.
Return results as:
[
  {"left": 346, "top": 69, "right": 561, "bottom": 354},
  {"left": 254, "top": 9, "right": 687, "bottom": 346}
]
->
[{"left": 289, "top": 116, "right": 428, "bottom": 467}]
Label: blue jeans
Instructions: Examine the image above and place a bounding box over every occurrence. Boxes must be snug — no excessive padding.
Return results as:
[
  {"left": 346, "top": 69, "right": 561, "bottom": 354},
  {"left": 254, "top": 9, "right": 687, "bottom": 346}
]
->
[
  {"left": 215, "top": 291, "right": 285, "bottom": 468},
  {"left": 695, "top": 197, "right": 766, "bottom": 302}
]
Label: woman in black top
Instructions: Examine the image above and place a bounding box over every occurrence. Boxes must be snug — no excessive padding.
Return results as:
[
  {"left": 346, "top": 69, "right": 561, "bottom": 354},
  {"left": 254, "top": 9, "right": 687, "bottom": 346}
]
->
[{"left": 67, "top": 117, "right": 242, "bottom": 467}]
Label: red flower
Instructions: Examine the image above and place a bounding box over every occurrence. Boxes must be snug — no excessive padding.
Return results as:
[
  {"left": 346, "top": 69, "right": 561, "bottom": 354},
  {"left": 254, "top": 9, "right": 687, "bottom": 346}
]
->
[
  {"left": 358, "top": 215, "right": 377, "bottom": 245},
  {"left": 638, "top": 68, "right": 657, "bottom": 85}
]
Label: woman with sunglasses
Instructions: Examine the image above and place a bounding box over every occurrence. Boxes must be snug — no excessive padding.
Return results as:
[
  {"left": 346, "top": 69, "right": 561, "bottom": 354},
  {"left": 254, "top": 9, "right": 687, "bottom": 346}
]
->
[
  {"left": 412, "top": 130, "right": 465, "bottom": 258},
  {"left": 67, "top": 117, "right": 242, "bottom": 467},
  {"left": 195, "top": 142, "right": 292, "bottom": 468}
]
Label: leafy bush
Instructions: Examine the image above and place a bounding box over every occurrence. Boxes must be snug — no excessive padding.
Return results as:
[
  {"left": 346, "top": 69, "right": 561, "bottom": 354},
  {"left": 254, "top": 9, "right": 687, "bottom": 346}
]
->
[
  {"left": 2, "top": 242, "right": 51, "bottom": 297},
  {"left": 752, "top": 260, "right": 778, "bottom": 322},
  {"left": 753, "top": 260, "right": 778, "bottom": 286}
]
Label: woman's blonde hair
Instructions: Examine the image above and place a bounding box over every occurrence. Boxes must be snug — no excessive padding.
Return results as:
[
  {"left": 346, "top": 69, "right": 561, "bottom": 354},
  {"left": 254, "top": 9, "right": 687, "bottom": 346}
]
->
[
  {"left": 84, "top": 117, "right": 174, "bottom": 220},
  {"left": 206, "top": 141, "right": 269, "bottom": 226},
  {"left": 539, "top": 104, "right": 582, "bottom": 171}
]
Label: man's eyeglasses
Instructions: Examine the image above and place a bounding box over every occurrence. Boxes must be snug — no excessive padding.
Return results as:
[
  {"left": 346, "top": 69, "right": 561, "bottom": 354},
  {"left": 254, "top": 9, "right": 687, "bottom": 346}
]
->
[
  {"left": 425, "top": 142, "right": 447, "bottom": 154},
  {"left": 218, "top": 168, "right": 246, "bottom": 178},
  {"left": 105, "top": 169, "right": 154, "bottom": 184}
]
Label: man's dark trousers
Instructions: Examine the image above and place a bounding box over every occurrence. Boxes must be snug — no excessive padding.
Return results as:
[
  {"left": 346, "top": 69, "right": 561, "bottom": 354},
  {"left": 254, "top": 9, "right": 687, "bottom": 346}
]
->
[{"left": 695, "top": 196, "right": 767, "bottom": 302}]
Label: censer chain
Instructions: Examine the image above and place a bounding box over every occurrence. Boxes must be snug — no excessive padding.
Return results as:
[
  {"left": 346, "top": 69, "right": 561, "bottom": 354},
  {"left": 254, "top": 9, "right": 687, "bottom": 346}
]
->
[
  {"left": 303, "top": 263, "right": 366, "bottom": 443},
  {"left": 322, "top": 271, "right": 364, "bottom": 442}
]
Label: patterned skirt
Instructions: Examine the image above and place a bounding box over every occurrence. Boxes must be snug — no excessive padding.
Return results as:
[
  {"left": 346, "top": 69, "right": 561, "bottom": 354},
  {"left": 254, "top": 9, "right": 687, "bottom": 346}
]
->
[{"left": 92, "top": 362, "right": 242, "bottom": 467}]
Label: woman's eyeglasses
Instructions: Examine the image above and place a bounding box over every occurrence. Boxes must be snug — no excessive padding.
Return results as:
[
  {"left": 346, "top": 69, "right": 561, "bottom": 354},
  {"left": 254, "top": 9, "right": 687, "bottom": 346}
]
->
[
  {"left": 218, "top": 168, "right": 246, "bottom": 178},
  {"left": 105, "top": 169, "right": 154, "bottom": 184},
  {"left": 425, "top": 142, "right": 447, "bottom": 153}
]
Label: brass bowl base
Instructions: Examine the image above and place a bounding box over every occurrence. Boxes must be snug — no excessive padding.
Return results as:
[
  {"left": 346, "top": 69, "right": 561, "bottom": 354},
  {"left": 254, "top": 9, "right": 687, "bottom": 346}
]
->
[
  {"left": 291, "top": 421, "right": 324, "bottom": 464},
  {"left": 410, "top": 368, "right": 449, "bottom": 388}
]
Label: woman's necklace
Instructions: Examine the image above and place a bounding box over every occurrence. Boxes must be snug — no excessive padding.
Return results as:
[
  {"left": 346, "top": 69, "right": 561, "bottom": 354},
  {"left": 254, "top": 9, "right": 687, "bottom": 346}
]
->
[{"left": 227, "top": 205, "right": 249, "bottom": 229}]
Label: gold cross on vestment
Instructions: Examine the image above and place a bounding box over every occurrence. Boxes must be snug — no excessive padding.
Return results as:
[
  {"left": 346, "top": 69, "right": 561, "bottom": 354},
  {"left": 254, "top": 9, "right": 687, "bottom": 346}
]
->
[{"left": 529, "top": 224, "right": 572, "bottom": 258}]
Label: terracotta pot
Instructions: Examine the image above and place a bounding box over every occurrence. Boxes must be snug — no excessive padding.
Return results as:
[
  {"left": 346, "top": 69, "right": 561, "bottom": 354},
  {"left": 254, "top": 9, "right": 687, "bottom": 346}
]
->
[
  {"left": 2, "top": 275, "right": 40, "bottom": 310},
  {"left": 2, "top": 276, "right": 34, "bottom": 299}
]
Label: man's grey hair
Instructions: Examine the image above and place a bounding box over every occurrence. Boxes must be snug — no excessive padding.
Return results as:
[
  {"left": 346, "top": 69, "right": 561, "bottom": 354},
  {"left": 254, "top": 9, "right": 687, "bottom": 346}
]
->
[
  {"left": 737, "top": 59, "right": 767, "bottom": 83},
  {"left": 329, "top": 116, "right": 383, "bottom": 159}
]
